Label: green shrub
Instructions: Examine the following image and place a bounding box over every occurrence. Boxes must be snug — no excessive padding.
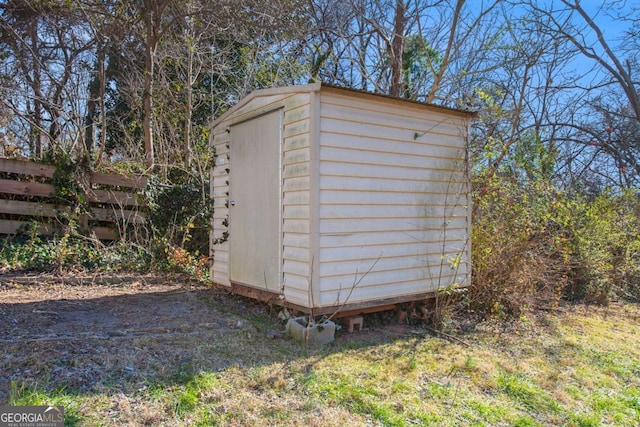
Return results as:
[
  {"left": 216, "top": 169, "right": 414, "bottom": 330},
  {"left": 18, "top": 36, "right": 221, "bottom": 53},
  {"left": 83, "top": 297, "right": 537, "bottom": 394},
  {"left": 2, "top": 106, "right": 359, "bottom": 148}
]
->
[
  {"left": 564, "top": 190, "right": 640, "bottom": 303},
  {"left": 470, "top": 176, "right": 570, "bottom": 318},
  {"left": 0, "top": 151, "right": 213, "bottom": 278},
  {"left": 471, "top": 174, "right": 640, "bottom": 318},
  {"left": 145, "top": 171, "right": 213, "bottom": 257},
  {"left": 0, "top": 232, "right": 151, "bottom": 273}
]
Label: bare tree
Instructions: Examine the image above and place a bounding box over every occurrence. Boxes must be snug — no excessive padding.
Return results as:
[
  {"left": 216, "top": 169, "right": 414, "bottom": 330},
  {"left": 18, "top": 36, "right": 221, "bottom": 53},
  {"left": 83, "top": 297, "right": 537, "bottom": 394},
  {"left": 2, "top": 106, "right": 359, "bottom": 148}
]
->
[
  {"left": 305, "top": 0, "right": 501, "bottom": 104},
  {"left": 425, "top": 0, "right": 464, "bottom": 102},
  {"left": 76, "top": 0, "right": 129, "bottom": 167},
  {"left": 141, "top": 0, "right": 172, "bottom": 170},
  {"left": 389, "top": 0, "right": 407, "bottom": 97},
  {"left": 0, "top": 0, "right": 97, "bottom": 158},
  {"left": 511, "top": 0, "right": 640, "bottom": 187}
]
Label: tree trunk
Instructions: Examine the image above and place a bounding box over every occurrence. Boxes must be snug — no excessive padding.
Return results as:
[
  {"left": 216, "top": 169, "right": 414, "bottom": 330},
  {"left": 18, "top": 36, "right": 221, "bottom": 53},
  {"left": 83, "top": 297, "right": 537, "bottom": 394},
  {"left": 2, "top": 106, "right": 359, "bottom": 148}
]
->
[
  {"left": 143, "top": 35, "right": 155, "bottom": 170},
  {"left": 94, "top": 42, "right": 107, "bottom": 168},
  {"left": 427, "top": 0, "right": 465, "bottom": 103},
  {"left": 184, "top": 7, "right": 194, "bottom": 168},
  {"left": 143, "top": 0, "right": 155, "bottom": 170},
  {"left": 29, "top": 21, "right": 43, "bottom": 158},
  {"left": 142, "top": 0, "right": 171, "bottom": 171},
  {"left": 84, "top": 93, "right": 96, "bottom": 156},
  {"left": 389, "top": 0, "right": 406, "bottom": 98}
]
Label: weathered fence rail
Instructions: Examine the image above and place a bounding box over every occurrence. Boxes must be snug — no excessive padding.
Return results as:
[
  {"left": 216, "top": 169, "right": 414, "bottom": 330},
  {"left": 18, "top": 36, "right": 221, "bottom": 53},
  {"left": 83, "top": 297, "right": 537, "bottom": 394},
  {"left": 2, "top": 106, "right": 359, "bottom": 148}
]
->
[{"left": 0, "top": 158, "right": 147, "bottom": 240}]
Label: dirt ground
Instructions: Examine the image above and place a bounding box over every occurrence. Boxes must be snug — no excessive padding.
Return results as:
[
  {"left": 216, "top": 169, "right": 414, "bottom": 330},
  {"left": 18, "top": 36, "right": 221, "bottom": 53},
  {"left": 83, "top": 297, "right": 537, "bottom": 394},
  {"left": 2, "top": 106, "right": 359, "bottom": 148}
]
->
[
  {"left": 0, "top": 274, "right": 269, "bottom": 402},
  {"left": 1, "top": 273, "right": 438, "bottom": 408}
]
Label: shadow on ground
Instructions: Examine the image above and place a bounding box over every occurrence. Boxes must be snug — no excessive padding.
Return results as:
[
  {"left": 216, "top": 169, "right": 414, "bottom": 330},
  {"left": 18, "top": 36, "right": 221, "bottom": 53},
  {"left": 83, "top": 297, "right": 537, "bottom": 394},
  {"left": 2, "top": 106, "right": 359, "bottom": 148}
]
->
[
  {"left": 0, "top": 278, "right": 409, "bottom": 403},
  {"left": 0, "top": 280, "right": 290, "bottom": 402}
]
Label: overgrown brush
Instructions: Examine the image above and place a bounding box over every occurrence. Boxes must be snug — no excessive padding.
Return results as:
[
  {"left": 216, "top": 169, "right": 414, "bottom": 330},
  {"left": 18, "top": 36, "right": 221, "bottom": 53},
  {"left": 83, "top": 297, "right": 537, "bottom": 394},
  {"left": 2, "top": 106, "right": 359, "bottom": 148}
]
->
[
  {"left": 565, "top": 189, "right": 640, "bottom": 303},
  {"left": 0, "top": 164, "right": 212, "bottom": 278},
  {"left": 0, "top": 229, "right": 151, "bottom": 273},
  {"left": 471, "top": 174, "right": 640, "bottom": 318},
  {"left": 145, "top": 169, "right": 213, "bottom": 257},
  {"left": 0, "top": 227, "right": 209, "bottom": 278}
]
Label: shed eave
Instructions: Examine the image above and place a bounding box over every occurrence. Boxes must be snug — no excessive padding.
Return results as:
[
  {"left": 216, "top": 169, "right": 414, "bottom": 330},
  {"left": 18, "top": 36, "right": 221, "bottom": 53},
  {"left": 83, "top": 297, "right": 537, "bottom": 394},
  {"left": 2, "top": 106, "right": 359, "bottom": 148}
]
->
[
  {"left": 209, "top": 82, "right": 476, "bottom": 131},
  {"left": 209, "top": 82, "right": 322, "bottom": 130},
  {"left": 319, "top": 83, "right": 476, "bottom": 118}
]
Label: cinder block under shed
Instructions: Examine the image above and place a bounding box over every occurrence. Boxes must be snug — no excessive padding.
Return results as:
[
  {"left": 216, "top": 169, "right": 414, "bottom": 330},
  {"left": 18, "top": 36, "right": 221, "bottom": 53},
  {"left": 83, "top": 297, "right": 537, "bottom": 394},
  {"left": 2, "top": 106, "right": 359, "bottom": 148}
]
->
[{"left": 210, "top": 83, "right": 472, "bottom": 316}]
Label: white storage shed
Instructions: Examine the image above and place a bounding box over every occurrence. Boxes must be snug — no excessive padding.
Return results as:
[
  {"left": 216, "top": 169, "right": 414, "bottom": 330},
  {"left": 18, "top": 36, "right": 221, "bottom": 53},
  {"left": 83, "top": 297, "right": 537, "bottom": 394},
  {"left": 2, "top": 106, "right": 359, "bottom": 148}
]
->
[{"left": 210, "top": 83, "right": 473, "bottom": 315}]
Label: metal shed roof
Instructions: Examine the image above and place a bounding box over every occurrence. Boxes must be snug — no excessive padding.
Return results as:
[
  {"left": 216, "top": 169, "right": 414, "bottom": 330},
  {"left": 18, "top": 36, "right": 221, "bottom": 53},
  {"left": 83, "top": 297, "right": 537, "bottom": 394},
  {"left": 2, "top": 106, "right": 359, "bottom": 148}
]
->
[{"left": 210, "top": 82, "right": 475, "bottom": 129}]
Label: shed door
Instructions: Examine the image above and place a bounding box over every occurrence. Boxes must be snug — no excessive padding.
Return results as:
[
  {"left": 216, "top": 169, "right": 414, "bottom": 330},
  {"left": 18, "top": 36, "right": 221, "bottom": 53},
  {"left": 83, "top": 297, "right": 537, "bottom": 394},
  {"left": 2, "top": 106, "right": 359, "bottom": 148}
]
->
[{"left": 229, "top": 110, "right": 282, "bottom": 292}]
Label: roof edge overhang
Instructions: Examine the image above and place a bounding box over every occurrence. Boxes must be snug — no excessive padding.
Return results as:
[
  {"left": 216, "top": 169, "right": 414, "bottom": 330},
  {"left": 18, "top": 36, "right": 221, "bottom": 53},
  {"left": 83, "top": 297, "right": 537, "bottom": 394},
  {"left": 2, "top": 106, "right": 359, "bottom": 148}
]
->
[
  {"left": 209, "top": 82, "right": 322, "bottom": 129},
  {"left": 320, "top": 83, "right": 476, "bottom": 118},
  {"left": 209, "top": 82, "right": 476, "bottom": 130}
]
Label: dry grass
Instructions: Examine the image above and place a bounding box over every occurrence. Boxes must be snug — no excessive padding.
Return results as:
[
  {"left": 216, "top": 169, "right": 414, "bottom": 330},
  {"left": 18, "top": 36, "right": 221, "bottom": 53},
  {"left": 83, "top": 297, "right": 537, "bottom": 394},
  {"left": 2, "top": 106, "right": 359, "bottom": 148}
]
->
[{"left": 2, "top": 279, "right": 640, "bottom": 426}]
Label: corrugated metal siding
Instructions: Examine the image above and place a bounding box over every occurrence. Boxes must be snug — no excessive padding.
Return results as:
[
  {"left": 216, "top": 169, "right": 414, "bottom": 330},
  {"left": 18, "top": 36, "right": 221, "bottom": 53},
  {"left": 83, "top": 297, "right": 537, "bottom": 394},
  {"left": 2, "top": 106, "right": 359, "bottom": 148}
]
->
[{"left": 317, "top": 89, "right": 470, "bottom": 306}]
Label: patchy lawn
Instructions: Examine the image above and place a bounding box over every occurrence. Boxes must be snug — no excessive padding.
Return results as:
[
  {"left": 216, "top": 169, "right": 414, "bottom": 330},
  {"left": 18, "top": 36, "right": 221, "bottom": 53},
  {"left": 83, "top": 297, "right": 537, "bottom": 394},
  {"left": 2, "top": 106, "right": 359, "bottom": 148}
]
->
[{"left": 1, "top": 275, "right": 639, "bottom": 426}]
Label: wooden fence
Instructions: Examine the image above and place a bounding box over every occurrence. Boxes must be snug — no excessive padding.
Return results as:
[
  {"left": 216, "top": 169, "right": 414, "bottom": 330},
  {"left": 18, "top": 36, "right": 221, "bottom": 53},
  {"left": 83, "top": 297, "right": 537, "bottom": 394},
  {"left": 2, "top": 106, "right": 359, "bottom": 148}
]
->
[{"left": 0, "top": 158, "right": 147, "bottom": 240}]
